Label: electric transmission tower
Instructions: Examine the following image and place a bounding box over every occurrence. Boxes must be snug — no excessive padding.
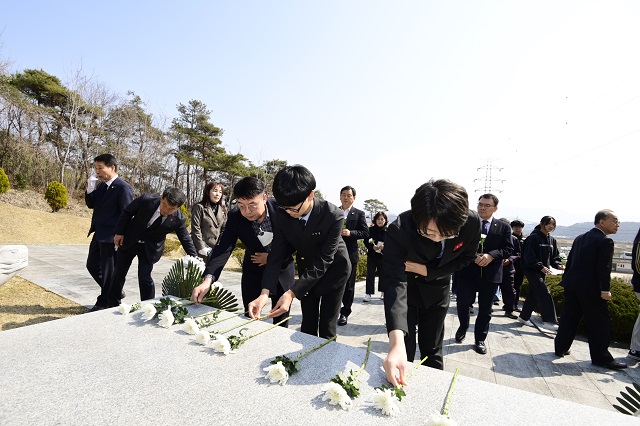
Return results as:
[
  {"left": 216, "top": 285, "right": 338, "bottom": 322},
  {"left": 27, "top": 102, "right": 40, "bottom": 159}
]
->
[{"left": 474, "top": 159, "right": 505, "bottom": 195}]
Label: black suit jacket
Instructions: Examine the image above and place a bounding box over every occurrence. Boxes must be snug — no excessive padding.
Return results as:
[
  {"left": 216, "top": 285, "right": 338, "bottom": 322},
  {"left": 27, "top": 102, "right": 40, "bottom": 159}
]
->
[
  {"left": 455, "top": 217, "right": 513, "bottom": 283},
  {"left": 561, "top": 227, "right": 614, "bottom": 297},
  {"left": 85, "top": 177, "right": 134, "bottom": 242},
  {"left": 204, "top": 198, "right": 294, "bottom": 282},
  {"left": 114, "top": 193, "right": 197, "bottom": 264},
  {"left": 342, "top": 207, "right": 369, "bottom": 255},
  {"left": 261, "top": 198, "right": 351, "bottom": 298},
  {"left": 384, "top": 210, "right": 481, "bottom": 334}
]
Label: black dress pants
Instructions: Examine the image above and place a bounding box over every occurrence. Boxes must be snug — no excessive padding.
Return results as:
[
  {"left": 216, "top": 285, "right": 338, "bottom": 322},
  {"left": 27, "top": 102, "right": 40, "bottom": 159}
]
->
[{"left": 86, "top": 237, "right": 116, "bottom": 307}]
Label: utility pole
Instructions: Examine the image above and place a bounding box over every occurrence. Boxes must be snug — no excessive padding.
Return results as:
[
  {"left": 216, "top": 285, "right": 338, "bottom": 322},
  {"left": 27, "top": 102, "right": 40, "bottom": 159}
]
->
[{"left": 474, "top": 158, "right": 504, "bottom": 195}]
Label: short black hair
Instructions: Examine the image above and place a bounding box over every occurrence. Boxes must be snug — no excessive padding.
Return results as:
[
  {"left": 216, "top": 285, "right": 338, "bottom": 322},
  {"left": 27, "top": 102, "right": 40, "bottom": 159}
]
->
[
  {"left": 411, "top": 179, "right": 469, "bottom": 237},
  {"left": 340, "top": 186, "right": 356, "bottom": 197},
  {"left": 540, "top": 215, "right": 556, "bottom": 226},
  {"left": 510, "top": 219, "right": 525, "bottom": 228},
  {"left": 272, "top": 165, "right": 316, "bottom": 206},
  {"left": 373, "top": 211, "right": 388, "bottom": 227},
  {"left": 478, "top": 193, "right": 499, "bottom": 207},
  {"left": 233, "top": 177, "right": 266, "bottom": 200},
  {"left": 162, "top": 187, "right": 186, "bottom": 207},
  {"left": 94, "top": 153, "right": 117, "bottom": 170}
]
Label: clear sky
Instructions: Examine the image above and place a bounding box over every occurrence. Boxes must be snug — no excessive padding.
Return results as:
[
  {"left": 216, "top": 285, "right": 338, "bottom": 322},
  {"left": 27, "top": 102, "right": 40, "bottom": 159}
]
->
[{"left": 3, "top": 1, "right": 640, "bottom": 227}]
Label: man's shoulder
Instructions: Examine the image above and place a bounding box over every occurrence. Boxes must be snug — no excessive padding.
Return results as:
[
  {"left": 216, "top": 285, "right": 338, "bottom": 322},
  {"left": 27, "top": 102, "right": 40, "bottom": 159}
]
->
[{"left": 113, "top": 177, "right": 133, "bottom": 189}]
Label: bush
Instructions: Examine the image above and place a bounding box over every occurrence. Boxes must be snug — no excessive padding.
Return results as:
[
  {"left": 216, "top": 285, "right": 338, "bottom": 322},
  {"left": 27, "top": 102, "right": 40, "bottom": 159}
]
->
[
  {"left": 520, "top": 275, "right": 640, "bottom": 342},
  {"left": 44, "top": 181, "right": 68, "bottom": 212},
  {"left": 180, "top": 204, "right": 190, "bottom": 228},
  {"left": 0, "top": 167, "right": 9, "bottom": 194},
  {"left": 356, "top": 254, "right": 368, "bottom": 279},
  {"left": 231, "top": 248, "right": 245, "bottom": 268},
  {"left": 15, "top": 173, "right": 28, "bottom": 190}
]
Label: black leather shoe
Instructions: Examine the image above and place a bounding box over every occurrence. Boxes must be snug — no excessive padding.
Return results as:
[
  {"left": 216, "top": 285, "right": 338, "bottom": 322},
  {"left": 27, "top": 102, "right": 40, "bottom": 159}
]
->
[
  {"left": 555, "top": 349, "right": 571, "bottom": 357},
  {"left": 592, "top": 360, "right": 627, "bottom": 370},
  {"left": 120, "top": 290, "right": 126, "bottom": 300},
  {"left": 89, "top": 305, "right": 106, "bottom": 312},
  {"left": 455, "top": 327, "right": 466, "bottom": 343},
  {"left": 337, "top": 315, "right": 348, "bottom": 326},
  {"left": 474, "top": 341, "right": 487, "bottom": 355},
  {"left": 504, "top": 311, "right": 518, "bottom": 319}
]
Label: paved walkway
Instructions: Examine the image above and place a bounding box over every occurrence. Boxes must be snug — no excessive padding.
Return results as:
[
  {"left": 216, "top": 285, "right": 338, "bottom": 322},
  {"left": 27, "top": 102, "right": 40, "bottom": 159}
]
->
[{"left": 7, "top": 245, "right": 640, "bottom": 415}]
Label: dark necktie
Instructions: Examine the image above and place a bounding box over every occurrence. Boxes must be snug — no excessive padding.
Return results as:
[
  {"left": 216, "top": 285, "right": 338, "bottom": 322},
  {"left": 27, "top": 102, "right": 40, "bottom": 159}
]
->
[
  {"left": 300, "top": 218, "right": 306, "bottom": 229},
  {"left": 148, "top": 215, "right": 162, "bottom": 231},
  {"left": 482, "top": 220, "right": 490, "bottom": 235}
]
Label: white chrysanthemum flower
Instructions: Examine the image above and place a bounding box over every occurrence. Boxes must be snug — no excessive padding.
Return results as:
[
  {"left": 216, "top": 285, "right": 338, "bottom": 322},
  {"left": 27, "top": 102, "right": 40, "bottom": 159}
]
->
[
  {"left": 426, "top": 413, "right": 457, "bottom": 426},
  {"left": 141, "top": 304, "right": 157, "bottom": 321},
  {"left": 263, "top": 361, "right": 289, "bottom": 385},
  {"left": 211, "top": 281, "right": 222, "bottom": 290},
  {"left": 158, "top": 309, "right": 175, "bottom": 328},
  {"left": 182, "top": 255, "right": 206, "bottom": 273},
  {"left": 183, "top": 318, "right": 200, "bottom": 334},
  {"left": 212, "top": 334, "right": 232, "bottom": 355},
  {"left": 373, "top": 388, "right": 400, "bottom": 416},
  {"left": 118, "top": 303, "right": 131, "bottom": 315},
  {"left": 195, "top": 330, "right": 211, "bottom": 345},
  {"left": 322, "top": 382, "right": 352, "bottom": 410}
]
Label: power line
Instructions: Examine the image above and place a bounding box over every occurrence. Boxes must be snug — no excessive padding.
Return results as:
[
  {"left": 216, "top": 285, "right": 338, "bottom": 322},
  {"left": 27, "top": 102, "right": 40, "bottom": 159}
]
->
[{"left": 474, "top": 158, "right": 504, "bottom": 194}]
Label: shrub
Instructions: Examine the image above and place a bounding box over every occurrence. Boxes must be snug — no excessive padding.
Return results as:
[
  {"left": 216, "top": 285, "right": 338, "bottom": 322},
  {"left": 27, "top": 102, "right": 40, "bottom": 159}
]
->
[
  {"left": 44, "top": 181, "right": 68, "bottom": 212},
  {"left": 231, "top": 248, "right": 245, "bottom": 268},
  {"left": 356, "top": 254, "right": 368, "bottom": 279},
  {"left": 520, "top": 275, "right": 640, "bottom": 342},
  {"left": 180, "top": 204, "right": 190, "bottom": 228},
  {"left": 0, "top": 167, "right": 9, "bottom": 194},
  {"left": 15, "top": 173, "right": 28, "bottom": 190}
]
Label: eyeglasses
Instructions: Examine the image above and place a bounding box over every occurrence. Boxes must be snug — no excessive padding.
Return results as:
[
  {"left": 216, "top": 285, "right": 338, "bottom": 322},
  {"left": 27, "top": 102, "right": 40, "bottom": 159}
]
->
[
  {"left": 237, "top": 203, "right": 260, "bottom": 212},
  {"left": 278, "top": 201, "right": 305, "bottom": 213},
  {"left": 477, "top": 202, "right": 495, "bottom": 208},
  {"left": 417, "top": 228, "right": 458, "bottom": 240}
]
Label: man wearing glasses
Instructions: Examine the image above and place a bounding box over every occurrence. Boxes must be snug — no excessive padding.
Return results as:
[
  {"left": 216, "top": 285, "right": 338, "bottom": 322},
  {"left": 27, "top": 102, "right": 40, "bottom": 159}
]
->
[
  {"left": 454, "top": 194, "right": 513, "bottom": 355},
  {"left": 248, "top": 165, "right": 351, "bottom": 339},
  {"left": 191, "top": 177, "right": 295, "bottom": 325},
  {"left": 383, "top": 180, "right": 481, "bottom": 381}
]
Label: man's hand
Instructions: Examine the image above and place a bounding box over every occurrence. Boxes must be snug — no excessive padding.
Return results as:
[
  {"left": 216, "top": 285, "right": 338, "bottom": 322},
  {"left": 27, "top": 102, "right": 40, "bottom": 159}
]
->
[
  {"left": 601, "top": 291, "right": 612, "bottom": 301},
  {"left": 248, "top": 290, "right": 271, "bottom": 318},
  {"left": 475, "top": 253, "right": 494, "bottom": 267},
  {"left": 269, "top": 289, "right": 295, "bottom": 318},
  {"left": 541, "top": 266, "right": 551, "bottom": 275},
  {"left": 341, "top": 228, "right": 351, "bottom": 237},
  {"left": 502, "top": 259, "right": 511, "bottom": 266},
  {"left": 114, "top": 234, "right": 124, "bottom": 247},
  {"left": 405, "top": 261, "right": 427, "bottom": 277},
  {"left": 191, "top": 278, "right": 212, "bottom": 303},
  {"left": 251, "top": 252, "right": 268, "bottom": 266},
  {"left": 383, "top": 330, "right": 408, "bottom": 387}
]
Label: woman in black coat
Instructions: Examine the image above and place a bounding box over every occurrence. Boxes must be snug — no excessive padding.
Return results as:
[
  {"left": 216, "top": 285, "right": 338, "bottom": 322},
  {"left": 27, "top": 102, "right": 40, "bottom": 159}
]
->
[{"left": 363, "top": 211, "right": 388, "bottom": 301}]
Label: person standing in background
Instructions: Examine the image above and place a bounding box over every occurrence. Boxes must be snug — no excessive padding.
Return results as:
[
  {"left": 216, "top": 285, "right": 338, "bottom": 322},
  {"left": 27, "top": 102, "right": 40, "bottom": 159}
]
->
[
  {"left": 364, "top": 211, "right": 388, "bottom": 301},
  {"left": 191, "top": 181, "right": 227, "bottom": 261},
  {"left": 85, "top": 153, "right": 133, "bottom": 312}
]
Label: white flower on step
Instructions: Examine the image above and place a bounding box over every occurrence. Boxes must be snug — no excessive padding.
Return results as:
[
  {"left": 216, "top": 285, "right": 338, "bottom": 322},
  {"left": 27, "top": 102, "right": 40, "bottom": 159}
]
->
[
  {"left": 426, "top": 412, "right": 457, "bottom": 426},
  {"left": 263, "top": 361, "right": 289, "bottom": 385},
  {"left": 118, "top": 304, "right": 131, "bottom": 315},
  {"left": 212, "top": 334, "right": 232, "bottom": 355},
  {"left": 373, "top": 387, "right": 400, "bottom": 416},
  {"left": 183, "top": 318, "right": 199, "bottom": 334},
  {"left": 195, "top": 330, "right": 211, "bottom": 345},
  {"left": 322, "top": 382, "right": 352, "bottom": 410},
  {"left": 158, "top": 309, "right": 175, "bottom": 328},
  {"left": 141, "top": 304, "right": 157, "bottom": 321}
]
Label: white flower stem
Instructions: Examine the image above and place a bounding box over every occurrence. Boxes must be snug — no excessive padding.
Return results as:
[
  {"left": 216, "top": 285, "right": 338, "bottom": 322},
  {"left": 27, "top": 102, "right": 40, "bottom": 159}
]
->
[
  {"left": 355, "top": 337, "right": 372, "bottom": 377},
  {"left": 441, "top": 368, "right": 459, "bottom": 416},
  {"left": 295, "top": 335, "right": 337, "bottom": 360},
  {"left": 213, "top": 316, "right": 261, "bottom": 335},
  {"left": 243, "top": 316, "right": 292, "bottom": 340},
  {"left": 193, "top": 310, "right": 247, "bottom": 322},
  {"left": 406, "top": 354, "right": 429, "bottom": 382}
]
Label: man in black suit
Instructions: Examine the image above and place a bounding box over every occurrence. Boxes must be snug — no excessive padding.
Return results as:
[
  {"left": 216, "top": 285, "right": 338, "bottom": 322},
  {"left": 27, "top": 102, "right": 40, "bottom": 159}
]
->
[
  {"left": 85, "top": 154, "right": 134, "bottom": 311},
  {"left": 191, "top": 177, "right": 294, "bottom": 324},
  {"left": 248, "top": 165, "right": 351, "bottom": 339},
  {"left": 106, "top": 187, "right": 197, "bottom": 308},
  {"left": 454, "top": 194, "right": 513, "bottom": 354},
  {"left": 383, "top": 180, "right": 481, "bottom": 381},
  {"left": 337, "top": 185, "right": 369, "bottom": 326},
  {"left": 555, "top": 210, "right": 627, "bottom": 369}
]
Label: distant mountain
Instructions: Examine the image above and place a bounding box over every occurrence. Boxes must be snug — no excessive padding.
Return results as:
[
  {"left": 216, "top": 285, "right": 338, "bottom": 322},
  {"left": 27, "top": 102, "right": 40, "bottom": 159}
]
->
[{"left": 553, "top": 222, "right": 640, "bottom": 242}]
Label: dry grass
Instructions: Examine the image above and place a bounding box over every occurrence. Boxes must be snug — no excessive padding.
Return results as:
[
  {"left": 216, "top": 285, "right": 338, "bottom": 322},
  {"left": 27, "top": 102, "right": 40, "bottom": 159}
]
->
[{"left": 0, "top": 276, "right": 88, "bottom": 331}]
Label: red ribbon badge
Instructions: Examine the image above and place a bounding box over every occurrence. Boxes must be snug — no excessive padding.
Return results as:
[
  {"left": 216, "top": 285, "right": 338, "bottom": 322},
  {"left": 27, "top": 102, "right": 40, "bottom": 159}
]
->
[{"left": 453, "top": 241, "right": 464, "bottom": 252}]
